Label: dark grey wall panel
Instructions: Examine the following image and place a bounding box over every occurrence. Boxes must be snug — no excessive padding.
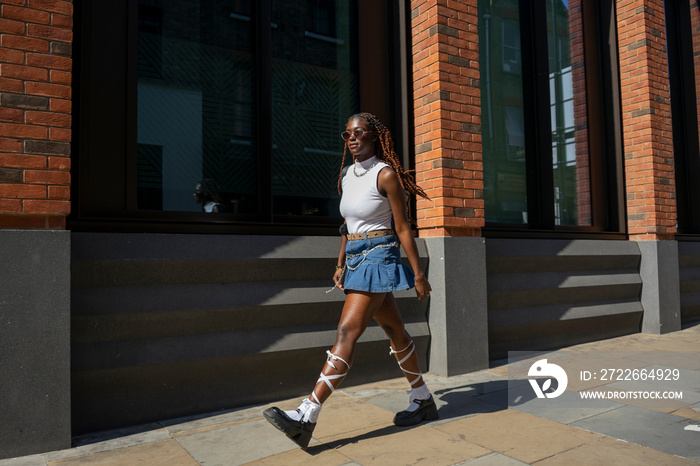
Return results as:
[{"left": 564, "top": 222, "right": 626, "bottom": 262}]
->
[
  {"left": 424, "top": 236, "right": 489, "bottom": 376},
  {"left": 486, "top": 239, "right": 643, "bottom": 360},
  {"left": 71, "top": 233, "right": 429, "bottom": 434},
  {"left": 0, "top": 230, "right": 71, "bottom": 459},
  {"left": 678, "top": 242, "right": 700, "bottom": 324}
]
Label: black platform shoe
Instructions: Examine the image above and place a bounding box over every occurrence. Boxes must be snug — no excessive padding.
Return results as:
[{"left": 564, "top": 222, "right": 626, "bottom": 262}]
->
[
  {"left": 263, "top": 407, "right": 316, "bottom": 449},
  {"left": 393, "top": 394, "right": 439, "bottom": 427}
]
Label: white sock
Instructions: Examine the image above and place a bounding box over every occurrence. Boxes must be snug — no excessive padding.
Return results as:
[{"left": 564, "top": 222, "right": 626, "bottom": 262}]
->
[
  {"left": 412, "top": 383, "right": 430, "bottom": 400},
  {"left": 284, "top": 398, "right": 321, "bottom": 423},
  {"left": 406, "top": 384, "right": 431, "bottom": 412},
  {"left": 283, "top": 407, "right": 302, "bottom": 421}
]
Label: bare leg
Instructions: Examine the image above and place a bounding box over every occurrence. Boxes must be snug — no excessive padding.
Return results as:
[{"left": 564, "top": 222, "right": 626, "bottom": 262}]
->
[
  {"left": 310, "top": 290, "right": 388, "bottom": 405},
  {"left": 373, "top": 293, "right": 438, "bottom": 426},
  {"left": 263, "top": 290, "right": 388, "bottom": 448},
  {"left": 373, "top": 293, "right": 424, "bottom": 388}
]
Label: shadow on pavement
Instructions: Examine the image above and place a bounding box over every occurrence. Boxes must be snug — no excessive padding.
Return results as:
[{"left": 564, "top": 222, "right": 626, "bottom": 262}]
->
[{"left": 305, "top": 379, "right": 530, "bottom": 452}]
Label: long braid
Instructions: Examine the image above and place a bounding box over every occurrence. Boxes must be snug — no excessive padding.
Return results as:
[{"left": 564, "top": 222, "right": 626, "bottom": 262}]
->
[
  {"left": 337, "top": 112, "right": 429, "bottom": 225},
  {"left": 337, "top": 144, "right": 349, "bottom": 195}
]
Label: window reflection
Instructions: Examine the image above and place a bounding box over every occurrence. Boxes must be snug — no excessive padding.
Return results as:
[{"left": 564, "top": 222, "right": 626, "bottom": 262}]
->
[
  {"left": 137, "top": 0, "right": 256, "bottom": 213},
  {"left": 547, "top": 0, "right": 591, "bottom": 226},
  {"left": 481, "top": 0, "right": 592, "bottom": 227},
  {"left": 480, "top": 0, "right": 528, "bottom": 224},
  {"left": 135, "top": 0, "right": 359, "bottom": 217},
  {"left": 271, "top": 0, "right": 358, "bottom": 217}
]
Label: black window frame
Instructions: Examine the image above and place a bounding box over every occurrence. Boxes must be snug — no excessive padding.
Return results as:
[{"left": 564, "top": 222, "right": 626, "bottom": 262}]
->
[
  {"left": 483, "top": 0, "right": 625, "bottom": 239},
  {"left": 665, "top": 0, "right": 700, "bottom": 237},
  {"left": 70, "top": 0, "right": 410, "bottom": 235}
]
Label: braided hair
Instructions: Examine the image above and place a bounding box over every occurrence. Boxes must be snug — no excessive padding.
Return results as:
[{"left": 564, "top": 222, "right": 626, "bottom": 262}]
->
[{"left": 337, "top": 113, "right": 429, "bottom": 205}]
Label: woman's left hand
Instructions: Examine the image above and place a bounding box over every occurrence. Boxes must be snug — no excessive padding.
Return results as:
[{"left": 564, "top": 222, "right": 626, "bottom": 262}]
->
[
  {"left": 333, "top": 267, "right": 345, "bottom": 291},
  {"left": 415, "top": 274, "right": 432, "bottom": 301}
]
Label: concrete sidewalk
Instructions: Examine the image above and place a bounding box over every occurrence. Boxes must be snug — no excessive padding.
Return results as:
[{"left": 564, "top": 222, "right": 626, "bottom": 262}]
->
[{"left": 2, "top": 324, "right": 699, "bottom": 466}]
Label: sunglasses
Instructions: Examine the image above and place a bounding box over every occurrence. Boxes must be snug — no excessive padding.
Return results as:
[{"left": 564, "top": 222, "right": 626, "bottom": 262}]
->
[{"left": 340, "top": 129, "right": 372, "bottom": 141}]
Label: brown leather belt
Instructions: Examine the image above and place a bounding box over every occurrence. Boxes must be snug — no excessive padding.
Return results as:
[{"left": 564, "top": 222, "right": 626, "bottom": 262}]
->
[{"left": 346, "top": 229, "right": 394, "bottom": 241}]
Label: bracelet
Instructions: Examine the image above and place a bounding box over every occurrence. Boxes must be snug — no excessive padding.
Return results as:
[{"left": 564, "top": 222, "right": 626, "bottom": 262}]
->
[{"left": 327, "top": 265, "right": 346, "bottom": 294}]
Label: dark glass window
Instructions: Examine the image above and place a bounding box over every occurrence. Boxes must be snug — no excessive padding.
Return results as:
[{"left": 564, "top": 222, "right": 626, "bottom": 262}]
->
[
  {"left": 481, "top": 3, "right": 528, "bottom": 224},
  {"left": 479, "top": 0, "right": 623, "bottom": 233},
  {"left": 271, "top": 0, "right": 357, "bottom": 217},
  {"left": 546, "top": 0, "right": 591, "bottom": 226},
  {"left": 308, "top": 0, "right": 335, "bottom": 37},
  {"left": 135, "top": 0, "right": 354, "bottom": 216},
  {"left": 73, "top": 0, "right": 398, "bottom": 232},
  {"left": 665, "top": 0, "right": 700, "bottom": 235},
  {"left": 136, "top": 0, "right": 258, "bottom": 214}
]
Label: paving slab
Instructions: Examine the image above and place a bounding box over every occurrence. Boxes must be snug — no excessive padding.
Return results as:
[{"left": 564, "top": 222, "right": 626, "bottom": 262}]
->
[
  {"left": 434, "top": 409, "right": 603, "bottom": 464},
  {"left": 47, "top": 440, "right": 197, "bottom": 465},
  {"left": 361, "top": 387, "right": 502, "bottom": 427},
  {"left": 175, "top": 418, "right": 297, "bottom": 466},
  {"left": 569, "top": 333, "right": 671, "bottom": 352},
  {"left": 45, "top": 425, "right": 171, "bottom": 462},
  {"left": 600, "top": 385, "right": 700, "bottom": 414},
  {"left": 623, "top": 351, "right": 700, "bottom": 371},
  {"left": 312, "top": 422, "right": 490, "bottom": 466},
  {"left": 532, "top": 436, "right": 700, "bottom": 466},
  {"left": 640, "top": 365, "right": 700, "bottom": 391},
  {"left": 0, "top": 455, "right": 46, "bottom": 466},
  {"left": 312, "top": 392, "right": 396, "bottom": 439},
  {"left": 470, "top": 386, "right": 509, "bottom": 410},
  {"left": 571, "top": 405, "right": 700, "bottom": 462},
  {"left": 672, "top": 401, "right": 700, "bottom": 422},
  {"left": 510, "top": 388, "right": 623, "bottom": 425},
  {"left": 245, "top": 445, "right": 354, "bottom": 465},
  {"left": 433, "top": 377, "right": 510, "bottom": 399},
  {"left": 162, "top": 404, "right": 269, "bottom": 434},
  {"left": 457, "top": 452, "right": 530, "bottom": 465},
  {"left": 422, "top": 371, "right": 508, "bottom": 393}
]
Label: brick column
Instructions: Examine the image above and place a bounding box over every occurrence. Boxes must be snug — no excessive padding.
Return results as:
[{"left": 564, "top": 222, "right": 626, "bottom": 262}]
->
[
  {"left": 616, "top": 0, "right": 675, "bottom": 240},
  {"left": 411, "top": 0, "right": 484, "bottom": 238},
  {"left": 0, "top": 0, "right": 72, "bottom": 229},
  {"left": 0, "top": 1, "right": 73, "bottom": 458},
  {"left": 411, "top": 0, "right": 489, "bottom": 375},
  {"left": 617, "top": 0, "right": 680, "bottom": 334}
]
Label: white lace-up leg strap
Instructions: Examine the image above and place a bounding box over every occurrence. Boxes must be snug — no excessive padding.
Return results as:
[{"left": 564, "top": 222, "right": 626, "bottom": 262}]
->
[
  {"left": 311, "top": 350, "right": 350, "bottom": 405},
  {"left": 389, "top": 341, "right": 423, "bottom": 386}
]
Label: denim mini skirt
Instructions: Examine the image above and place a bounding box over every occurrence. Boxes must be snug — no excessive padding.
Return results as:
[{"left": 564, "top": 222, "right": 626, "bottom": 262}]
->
[{"left": 343, "top": 233, "right": 415, "bottom": 293}]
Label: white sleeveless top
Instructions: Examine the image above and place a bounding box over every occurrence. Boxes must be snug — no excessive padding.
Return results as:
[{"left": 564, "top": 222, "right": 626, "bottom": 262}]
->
[{"left": 339, "top": 156, "right": 393, "bottom": 234}]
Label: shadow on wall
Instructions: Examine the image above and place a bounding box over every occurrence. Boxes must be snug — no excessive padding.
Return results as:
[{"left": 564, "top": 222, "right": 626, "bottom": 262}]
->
[
  {"left": 70, "top": 232, "right": 429, "bottom": 434},
  {"left": 485, "top": 238, "right": 645, "bottom": 359}
]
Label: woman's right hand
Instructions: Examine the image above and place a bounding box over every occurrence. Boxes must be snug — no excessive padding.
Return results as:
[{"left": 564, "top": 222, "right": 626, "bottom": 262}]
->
[
  {"left": 414, "top": 274, "right": 432, "bottom": 301},
  {"left": 333, "top": 267, "right": 345, "bottom": 291}
]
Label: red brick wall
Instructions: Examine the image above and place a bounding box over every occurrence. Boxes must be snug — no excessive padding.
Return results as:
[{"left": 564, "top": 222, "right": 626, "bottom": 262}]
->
[
  {"left": 0, "top": 0, "right": 72, "bottom": 229},
  {"left": 616, "top": 0, "right": 676, "bottom": 240},
  {"left": 410, "top": 0, "right": 484, "bottom": 238}
]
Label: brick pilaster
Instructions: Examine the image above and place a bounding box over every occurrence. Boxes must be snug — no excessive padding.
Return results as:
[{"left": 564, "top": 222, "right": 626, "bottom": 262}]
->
[
  {"left": 411, "top": 0, "right": 484, "bottom": 238},
  {"left": 0, "top": 0, "right": 72, "bottom": 229},
  {"left": 616, "top": 0, "right": 676, "bottom": 240}
]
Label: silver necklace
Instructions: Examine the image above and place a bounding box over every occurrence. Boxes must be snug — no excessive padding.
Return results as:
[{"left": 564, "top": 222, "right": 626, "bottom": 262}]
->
[{"left": 353, "top": 158, "right": 378, "bottom": 177}]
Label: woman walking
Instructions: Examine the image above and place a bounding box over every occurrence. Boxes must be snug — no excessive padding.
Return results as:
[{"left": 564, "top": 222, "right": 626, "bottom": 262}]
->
[{"left": 264, "top": 112, "right": 437, "bottom": 448}]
